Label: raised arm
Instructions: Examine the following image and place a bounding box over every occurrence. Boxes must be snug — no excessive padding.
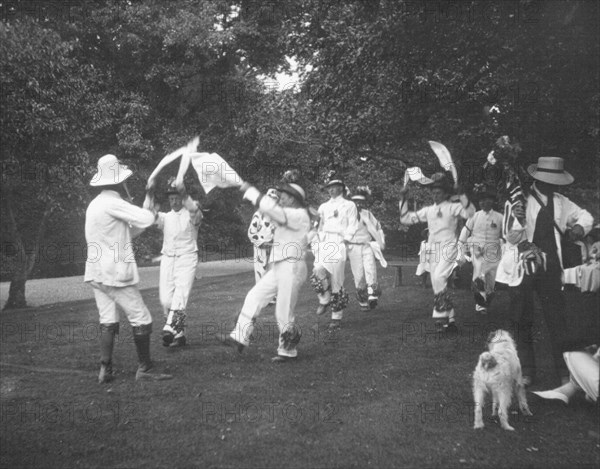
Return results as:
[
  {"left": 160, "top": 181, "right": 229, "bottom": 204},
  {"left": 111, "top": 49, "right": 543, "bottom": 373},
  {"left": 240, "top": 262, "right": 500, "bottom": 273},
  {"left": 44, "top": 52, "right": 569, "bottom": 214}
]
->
[
  {"left": 241, "top": 184, "right": 300, "bottom": 228},
  {"left": 110, "top": 197, "right": 157, "bottom": 238},
  {"left": 398, "top": 186, "right": 427, "bottom": 225},
  {"left": 456, "top": 191, "right": 476, "bottom": 219}
]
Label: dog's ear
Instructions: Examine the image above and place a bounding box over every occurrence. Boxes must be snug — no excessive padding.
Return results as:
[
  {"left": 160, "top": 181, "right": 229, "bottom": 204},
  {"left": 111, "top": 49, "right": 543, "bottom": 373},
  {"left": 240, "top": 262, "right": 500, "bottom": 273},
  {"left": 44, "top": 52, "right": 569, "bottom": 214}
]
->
[{"left": 486, "top": 330, "right": 499, "bottom": 344}]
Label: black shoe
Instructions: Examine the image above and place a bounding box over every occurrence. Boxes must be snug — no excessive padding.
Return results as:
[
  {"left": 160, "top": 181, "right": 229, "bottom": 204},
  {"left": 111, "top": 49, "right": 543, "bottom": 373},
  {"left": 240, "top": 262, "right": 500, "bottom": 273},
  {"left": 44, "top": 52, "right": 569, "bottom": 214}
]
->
[
  {"left": 135, "top": 365, "right": 173, "bottom": 381},
  {"left": 271, "top": 355, "right": 298, "bottom": 363},
  {"left": 170, "top": 336, "right": 187, "bottom": 347},
  {"left": 162, "top": 330, "right": 174, "bottom": 347},
  {"left": 98, "top": 362, "right": 114, "bottom": 384},
  {"left": 215, "top": 332, "right": 245, "bottom": 354},
  {"left": 368, "top": 298, "right": 378, "bottom": 309},
  {"left": 445, "top": 322, "right": 458, "bottom": 334}
]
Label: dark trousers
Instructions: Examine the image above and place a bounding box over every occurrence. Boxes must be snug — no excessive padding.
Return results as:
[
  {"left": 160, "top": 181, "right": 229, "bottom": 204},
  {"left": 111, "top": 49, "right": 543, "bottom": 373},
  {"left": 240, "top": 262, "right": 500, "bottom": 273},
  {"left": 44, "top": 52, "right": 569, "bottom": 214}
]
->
[{"left": 509, "top": 263, "right": 568, "bottom": 382}]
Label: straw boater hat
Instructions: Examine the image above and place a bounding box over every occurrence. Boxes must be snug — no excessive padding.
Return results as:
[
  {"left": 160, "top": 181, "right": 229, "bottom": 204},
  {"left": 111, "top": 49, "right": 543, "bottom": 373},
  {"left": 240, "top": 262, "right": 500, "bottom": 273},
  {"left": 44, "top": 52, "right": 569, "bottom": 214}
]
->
[
  {"left": 350, "top": 186, "right": 372, "bottom": 202},
  {"left": 276, "top": 182, "right": 306, "bottom": 205},
  {"left": 527, "top": 157, "right": 574, "bottom": 185},
  {"left": 323, "top": 170, "right": 345, "bottom": 189},
  {"left": 90, "top": 154, "right": 132, "bottom": 186}
]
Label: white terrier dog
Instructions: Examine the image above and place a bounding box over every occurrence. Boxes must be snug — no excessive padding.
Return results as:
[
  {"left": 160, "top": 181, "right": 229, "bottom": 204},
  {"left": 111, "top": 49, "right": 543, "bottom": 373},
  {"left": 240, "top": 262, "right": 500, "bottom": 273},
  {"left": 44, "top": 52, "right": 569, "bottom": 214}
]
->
[{"left": 473, "top": 330, "right": 533, "bottom": 431}]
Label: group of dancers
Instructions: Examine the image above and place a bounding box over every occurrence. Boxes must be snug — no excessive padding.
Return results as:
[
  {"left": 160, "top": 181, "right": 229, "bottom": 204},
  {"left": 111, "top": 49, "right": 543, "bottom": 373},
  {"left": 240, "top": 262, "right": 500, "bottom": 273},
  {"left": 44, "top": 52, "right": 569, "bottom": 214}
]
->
[{"left": 84, "top": 152, "right": 595, "bottom": 390}]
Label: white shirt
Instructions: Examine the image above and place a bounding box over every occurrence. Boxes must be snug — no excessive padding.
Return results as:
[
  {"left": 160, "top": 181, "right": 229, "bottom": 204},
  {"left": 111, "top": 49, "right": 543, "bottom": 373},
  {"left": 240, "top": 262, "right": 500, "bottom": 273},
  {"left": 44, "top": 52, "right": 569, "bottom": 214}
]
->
[
  {"left": 460, "top": 209, "right": 503, "bottom": 245},
  {"left": 350, "top": 209, "right": 384, "bottom": 247},
  {"left": 242, "top": 186, "right": 312, "bottom": 263},
  {"left": 318, "top": 195, "right": 359, "bottom": 243},
  {"left": 400, "top": 196, "right": 475, "bottom": 246},
  {"left": 507, "top": 184, "right": 594, "bottom": 271},
  {"left": 258, "top": 196, "right": 311, "bottom": 263},
  {"left": 157, "top": 207, "right": 202, "bottom": 256},
  {"left": 84, "top": 190, "right": 156, "bottom": 286}
]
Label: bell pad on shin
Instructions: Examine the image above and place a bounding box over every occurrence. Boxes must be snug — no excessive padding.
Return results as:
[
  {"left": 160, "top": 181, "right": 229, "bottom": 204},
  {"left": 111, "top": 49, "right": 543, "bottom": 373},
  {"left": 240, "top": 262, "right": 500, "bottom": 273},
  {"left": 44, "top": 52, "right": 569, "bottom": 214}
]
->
[
  {"left": 433, "top": 288, "right": 454, "bottom": 312},
  {"left": 281, "top": 325, "right": 302, "bottom": 350},
  {"left": 331, "top": 287, "right": 349, "bottom": 312},
  {"left": 310, "top": 273, "right": 328, "bottom": 294}
]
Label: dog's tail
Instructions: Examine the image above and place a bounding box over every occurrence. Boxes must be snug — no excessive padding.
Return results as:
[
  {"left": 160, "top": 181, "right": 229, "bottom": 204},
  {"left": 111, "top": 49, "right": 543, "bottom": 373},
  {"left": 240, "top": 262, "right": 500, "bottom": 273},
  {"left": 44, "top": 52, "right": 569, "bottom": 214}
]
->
[{"left": 479, "top": 352, "right": 498, "bottom": 371}]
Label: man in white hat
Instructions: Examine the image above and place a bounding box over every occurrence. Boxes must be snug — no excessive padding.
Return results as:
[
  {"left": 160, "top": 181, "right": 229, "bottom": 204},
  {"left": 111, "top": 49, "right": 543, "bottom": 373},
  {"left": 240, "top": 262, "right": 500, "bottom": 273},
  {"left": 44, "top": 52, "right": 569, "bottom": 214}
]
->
[
  {"left": 149, "top": 177, "right": 202, "bottom": 347},
  {"left": 248, "top": 188, "right": 279, "bottom": 285},
  {"left": 310, "top": 171, "right": 359, "bottom": 331},
  {"left": 217, "top": 180, "right": 311, "bottom": 362},
  {"left": 458, "top": 185, "right": 503, "bottom": 314},
  {"left": 347, "top": 186, "right": 387, "bottom": 311},
  {"left": 507, "top": 156, "right": 593, "bottom": 386},
  {"left": 399, "top": 173, "right": 475, "bottom": 332},
  {"left": 85, "top": 154, "right": 172, "bottom": 382}
]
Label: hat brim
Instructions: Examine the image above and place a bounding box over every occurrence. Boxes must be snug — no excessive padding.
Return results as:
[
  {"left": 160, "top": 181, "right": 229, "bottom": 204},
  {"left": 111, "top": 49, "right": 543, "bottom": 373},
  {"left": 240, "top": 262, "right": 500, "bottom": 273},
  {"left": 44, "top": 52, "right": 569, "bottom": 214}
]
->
[
  {"left": 527, "top": 164, "right": 574, "bottom": 185},
  {"left": 324, "top": 180, "right": 345, "bottom": 189},
  {"left": 277, "top": 184, "right": 305, "bottom": 205},
  {"left": 90, "top": 167, "right": 133, "bottom": 186},
  {"left": 351, "top": 195, "right": 367, "bottom": 201}
]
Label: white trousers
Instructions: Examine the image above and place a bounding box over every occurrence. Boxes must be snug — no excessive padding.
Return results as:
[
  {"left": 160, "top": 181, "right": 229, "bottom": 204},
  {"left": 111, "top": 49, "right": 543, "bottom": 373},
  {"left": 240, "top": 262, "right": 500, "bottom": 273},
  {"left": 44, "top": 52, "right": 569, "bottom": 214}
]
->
[
  {"left": 90, "top": 282, "right": 152, "bottom": 326},
  {"left": 231, "top": 258, "right": 307, "bottom": 357},
  {"left": 564, "top": 351, "right": 599, "bottom": 402},
  {"left": 472, "top": 246, "right": 500, "bottom": 311},
  {"left": 347, "top": 243, "right": 377, "bottom": 290},
  {"left": 159, "top": 252, "right": 198, "bottom": 315},
  {"left": 253, "top": 246, "right": 270, "bottom": 283},
  {"left": 312, "top": 240, "right": 347, "bottom": 320},
  {"left": 428, "top": 243, "right": 458, "bottom": 320}
]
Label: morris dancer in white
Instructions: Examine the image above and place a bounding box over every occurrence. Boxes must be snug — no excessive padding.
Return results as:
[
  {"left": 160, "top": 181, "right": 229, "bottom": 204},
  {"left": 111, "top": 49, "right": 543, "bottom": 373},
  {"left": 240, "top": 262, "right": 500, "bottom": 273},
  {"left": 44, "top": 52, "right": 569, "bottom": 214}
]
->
[
  {"left": 217, "top": 179, "right": 311, "bottom": 362},
  {"left": 458, "top": 186, "right": 503, "bottom": 314},
  {"left": 347, "top": 186, "right": 387, "bottom": 310},
  {"left": 85, "top": 155, "right": 172, "bottom": 382},
  {"left": 248, "top": 188, "right": 279, "bottom": 284},
  {"left": 149, "top": 178, "right": 203, "bottom": 347},
  {"left": 310, "top": 171, "right": 359, "bottom": 331},
  {"left": 399, "top": 173, "right": 475, "bottom": 332}
]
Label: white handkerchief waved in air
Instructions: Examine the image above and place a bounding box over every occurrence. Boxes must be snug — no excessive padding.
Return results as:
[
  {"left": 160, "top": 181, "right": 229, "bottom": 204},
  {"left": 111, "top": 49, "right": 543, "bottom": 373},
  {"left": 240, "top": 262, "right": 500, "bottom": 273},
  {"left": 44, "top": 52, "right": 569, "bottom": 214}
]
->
[
  {"left": 404, "top": 167, "right": 433, "bottom": 185},
  {"left": 188, "top": 152, "right": 243, "bottom": 194}
]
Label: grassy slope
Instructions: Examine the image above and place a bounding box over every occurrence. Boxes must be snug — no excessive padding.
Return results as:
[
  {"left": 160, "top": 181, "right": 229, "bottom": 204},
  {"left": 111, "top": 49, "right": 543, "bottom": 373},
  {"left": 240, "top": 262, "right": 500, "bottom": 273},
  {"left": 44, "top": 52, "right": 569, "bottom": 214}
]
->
[{"left": 0, "top": 266, "right": 598, "bottom": 469}]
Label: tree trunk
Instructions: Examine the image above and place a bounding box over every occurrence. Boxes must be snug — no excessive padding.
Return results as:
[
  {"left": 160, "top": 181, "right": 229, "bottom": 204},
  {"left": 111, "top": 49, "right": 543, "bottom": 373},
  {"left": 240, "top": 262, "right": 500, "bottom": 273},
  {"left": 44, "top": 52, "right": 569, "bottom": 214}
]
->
[
  {"left": 4, "top": 263, "right": 28, "bottom": 309},
  {"left": 2, "top": 192, "right": 52, "bottom": 310}
]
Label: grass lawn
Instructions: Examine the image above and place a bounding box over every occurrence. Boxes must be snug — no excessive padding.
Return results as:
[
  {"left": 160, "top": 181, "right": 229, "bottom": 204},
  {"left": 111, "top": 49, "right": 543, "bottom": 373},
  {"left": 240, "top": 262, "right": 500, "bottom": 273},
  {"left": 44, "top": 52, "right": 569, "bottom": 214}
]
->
[{"left": 1, "top": 264, "right": 598, "bottom": 468}]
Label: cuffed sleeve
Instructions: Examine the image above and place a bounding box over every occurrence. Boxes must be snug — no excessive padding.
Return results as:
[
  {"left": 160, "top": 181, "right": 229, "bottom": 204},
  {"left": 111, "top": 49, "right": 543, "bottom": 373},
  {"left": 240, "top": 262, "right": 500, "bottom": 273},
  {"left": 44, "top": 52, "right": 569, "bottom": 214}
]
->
[
  {"left": 243, "top": 186, "right": 262, "bottom": 206},
  {"left": 565, "top": 198, "right": 594, "bottom": 235},
  {"left": 108, "top": 199, "right": 156, "bottom": 229}
]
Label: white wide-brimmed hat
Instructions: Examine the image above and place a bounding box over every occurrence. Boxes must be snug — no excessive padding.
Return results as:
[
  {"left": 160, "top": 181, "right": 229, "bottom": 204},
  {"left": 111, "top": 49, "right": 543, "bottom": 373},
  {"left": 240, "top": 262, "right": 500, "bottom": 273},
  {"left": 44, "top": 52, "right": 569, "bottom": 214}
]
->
[
  {"left": 90, "top": 154, "right": 133, "bottom": 186},
  {"left": 277, "top": 182, "right": 306, "bottom": 205},
  {"left": 527, "top": 157, "right": 574, "bottom": 186}
]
